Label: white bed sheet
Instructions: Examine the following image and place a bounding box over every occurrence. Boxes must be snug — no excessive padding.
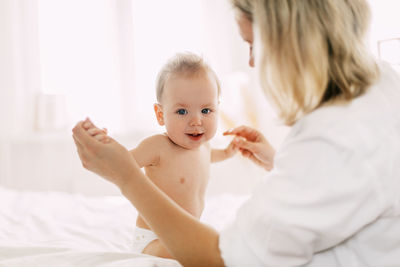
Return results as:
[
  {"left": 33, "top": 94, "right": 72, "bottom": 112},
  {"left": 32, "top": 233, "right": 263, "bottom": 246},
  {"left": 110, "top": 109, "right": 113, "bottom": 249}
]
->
[{"left": 0, "top": 186, "right": 248, "bottom": 266}]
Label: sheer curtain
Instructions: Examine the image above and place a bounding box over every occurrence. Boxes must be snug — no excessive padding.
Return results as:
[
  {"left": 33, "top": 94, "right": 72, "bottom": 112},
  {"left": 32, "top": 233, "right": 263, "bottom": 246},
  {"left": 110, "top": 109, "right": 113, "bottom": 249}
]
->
[
  {"left": 0, "top": 0, "right": 278, "bottom": 139},
  {"left": 0, "top": 0, "right": 41, "bottom": 137},
  {"left": 2, "top": 0, "right": 400, "bottom": 136},
  {"left": 35, "top": 0, "right": 400, "bottom": 135},
  {"left": 35, "top": 0, "right": 252, "bottom": 135},
  {"left": 0, "top": 0, "right": 41, "bottom": 188},
  {"left": 0, "top": 0, "right": 260, "bottom": 194},
  {"left": 38, "top": 0, "right": 124, "bottom": 133}
]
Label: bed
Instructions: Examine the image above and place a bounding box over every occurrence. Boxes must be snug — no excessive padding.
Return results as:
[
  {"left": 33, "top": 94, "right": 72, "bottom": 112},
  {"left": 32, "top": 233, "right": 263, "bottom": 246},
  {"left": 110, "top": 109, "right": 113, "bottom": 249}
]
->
[{"left": 0, "top": 186, "right": 249, "bottom": 266}]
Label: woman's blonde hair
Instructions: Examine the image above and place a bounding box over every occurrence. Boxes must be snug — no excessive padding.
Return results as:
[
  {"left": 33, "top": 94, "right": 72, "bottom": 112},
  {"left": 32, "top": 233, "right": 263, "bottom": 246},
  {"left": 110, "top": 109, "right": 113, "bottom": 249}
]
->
[
  {"left": 156, "top": 52, "right": 221, "bottom": 103},
  {"left": 231, "top": 0, "right": 379, "bottom": 125}
]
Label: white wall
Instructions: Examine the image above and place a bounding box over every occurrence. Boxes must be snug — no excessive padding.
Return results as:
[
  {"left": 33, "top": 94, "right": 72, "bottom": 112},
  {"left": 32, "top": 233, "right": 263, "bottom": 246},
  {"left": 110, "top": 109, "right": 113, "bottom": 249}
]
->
[
  {"left": 0, "top": 130, "right": 288, "bottom": 196},
  {"left": 0, "top": 132, "right": 143, "bottom": 195}
]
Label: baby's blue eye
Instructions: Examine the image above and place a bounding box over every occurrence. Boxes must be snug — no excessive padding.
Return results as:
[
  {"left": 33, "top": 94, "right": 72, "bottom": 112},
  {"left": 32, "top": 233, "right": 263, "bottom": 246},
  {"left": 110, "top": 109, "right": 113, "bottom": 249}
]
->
[
  {"left": 177, "top": 109, "right": 188, "bottom": 115},
  {"left": 202, "top": 108, "right": 211, "bottom": 114}
]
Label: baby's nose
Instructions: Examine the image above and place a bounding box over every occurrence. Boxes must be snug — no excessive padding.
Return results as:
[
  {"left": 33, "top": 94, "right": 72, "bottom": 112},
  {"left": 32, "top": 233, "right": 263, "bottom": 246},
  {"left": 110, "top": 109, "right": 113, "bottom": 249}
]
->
[{"left": 189, "top": 114, "right": 202, "bottom": 126}]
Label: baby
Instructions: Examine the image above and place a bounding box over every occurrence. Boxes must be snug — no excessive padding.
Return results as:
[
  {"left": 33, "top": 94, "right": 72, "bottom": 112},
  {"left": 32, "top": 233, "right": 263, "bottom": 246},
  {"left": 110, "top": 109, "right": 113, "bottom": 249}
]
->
[{"left": 85, "top": 53, "right": 236, "bottom": 259}]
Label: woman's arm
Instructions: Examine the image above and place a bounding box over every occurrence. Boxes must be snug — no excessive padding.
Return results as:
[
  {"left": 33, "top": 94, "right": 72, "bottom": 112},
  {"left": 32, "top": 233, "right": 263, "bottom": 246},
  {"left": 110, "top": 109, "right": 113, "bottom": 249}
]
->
[
  {"left": 72, "top": 120, "right": 225, "bottom": 267},
  {"left": 121, "top": 169, "right": 224, "bottom": 266}
]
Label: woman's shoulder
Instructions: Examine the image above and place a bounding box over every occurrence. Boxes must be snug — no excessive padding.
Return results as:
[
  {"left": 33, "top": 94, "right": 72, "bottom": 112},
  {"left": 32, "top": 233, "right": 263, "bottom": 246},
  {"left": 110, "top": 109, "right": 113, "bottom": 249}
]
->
[{"left": 289, "top": 63, "right": 400, "bottom": 145}]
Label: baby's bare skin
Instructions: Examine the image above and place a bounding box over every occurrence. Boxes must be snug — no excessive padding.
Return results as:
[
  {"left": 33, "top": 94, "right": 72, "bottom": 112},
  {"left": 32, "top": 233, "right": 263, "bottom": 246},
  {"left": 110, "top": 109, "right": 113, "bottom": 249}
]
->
[
  {"left": 131, "top": 134, "right": 211, "bottom": 230},
  {"left": 130, "top": 131, "right": 227, "bottom": 259},
  {"left": 86, "top": 72, "right": 236, "bottom": 259}
]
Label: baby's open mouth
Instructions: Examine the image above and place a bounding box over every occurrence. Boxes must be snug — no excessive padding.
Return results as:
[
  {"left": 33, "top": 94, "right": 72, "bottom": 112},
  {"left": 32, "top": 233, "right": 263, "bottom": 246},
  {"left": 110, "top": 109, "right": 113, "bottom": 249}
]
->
[
  {"left": 186, "top": 133, "right": 204, "bottom": 140},
  {"left": 187, "top": 133, "right": 203, "bottom": 137}
]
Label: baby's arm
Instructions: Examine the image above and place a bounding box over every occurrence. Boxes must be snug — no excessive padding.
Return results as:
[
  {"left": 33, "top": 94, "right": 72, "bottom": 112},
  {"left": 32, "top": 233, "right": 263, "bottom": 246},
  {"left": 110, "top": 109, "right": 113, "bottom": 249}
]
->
[
  {"left": 130, "top": 136, "right": 161, "bottom": 168},
  {"left": 83, "top": 122, "right": 159, "bottom": 168},
  {"left": 211, "top": 140, "right": 237, "bottom": 163}
]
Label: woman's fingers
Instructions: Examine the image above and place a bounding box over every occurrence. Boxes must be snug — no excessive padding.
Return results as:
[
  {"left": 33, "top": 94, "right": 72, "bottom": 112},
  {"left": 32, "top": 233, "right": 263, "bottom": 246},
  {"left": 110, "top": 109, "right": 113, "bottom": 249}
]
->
[
  {"left": 247, "top": 153, "right": 272, "bottom": 171},
  {"left": 72, "top": 134, "right": 91, "bottom": 169},
  {"left": 82, "top": 118, "right": 94, "bottom": 130},
  {"left": 247, "top": 153, "right": 265, "bottom": 167},
  {"left": 225, "top": 126, "right": 275, "bottom": 171},
  {"left": 233, "top": 138, "right": 258, "bottom": 154},
  {"left": 240, "top": 149, "right": 272, "bottom": 171},
  {"left": 223, "top": 125, "right": 263, "bottom": 142},
  {"left": 82, "top": 119, "right": 109, "bottom": 143},
  {"left": 223, "top": 125, "right": 249, "bottom": 136},
  {"left": 73, "top": 119, "right": 112, "bottom": 151},
  {"left": 72, "top": 134, "right": 83, "bottom": 150},
  {"left": 72, "top": 121, "right": 100, "bottom": 148},
  {"left": 87, "top": 127, "right": 99, "bottom": 136},
  {"left": 94, "top": 133, "right": 111, "bottom": 143},
  {"left": 72, "top": 118, "right": 136, "bottom": 188},
  {"left": 88, "top": 127, "right": 107, "bottom": 137}
]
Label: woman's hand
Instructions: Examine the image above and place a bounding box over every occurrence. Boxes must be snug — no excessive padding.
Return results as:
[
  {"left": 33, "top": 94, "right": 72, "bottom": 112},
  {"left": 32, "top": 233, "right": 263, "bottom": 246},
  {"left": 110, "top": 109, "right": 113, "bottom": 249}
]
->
[
  {"left": 72, "top": 118, "right": 138, "bottom": 189},
  {"left": 224, "top": 125, "right": 275, "bottom": 171}
]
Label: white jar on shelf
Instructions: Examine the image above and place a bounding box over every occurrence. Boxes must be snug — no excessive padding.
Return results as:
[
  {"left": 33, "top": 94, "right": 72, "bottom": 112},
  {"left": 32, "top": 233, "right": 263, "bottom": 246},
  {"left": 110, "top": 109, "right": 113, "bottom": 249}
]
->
[{"left": 34, "top": 93, "right": 68, "bottom": 132}]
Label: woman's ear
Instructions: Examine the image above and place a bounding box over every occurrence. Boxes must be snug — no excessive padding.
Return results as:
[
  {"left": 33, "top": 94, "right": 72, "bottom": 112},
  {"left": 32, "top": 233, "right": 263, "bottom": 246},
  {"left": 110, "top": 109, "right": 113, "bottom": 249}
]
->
[{"left": 154, "top": 103, "right": 165, "bottom": 126}]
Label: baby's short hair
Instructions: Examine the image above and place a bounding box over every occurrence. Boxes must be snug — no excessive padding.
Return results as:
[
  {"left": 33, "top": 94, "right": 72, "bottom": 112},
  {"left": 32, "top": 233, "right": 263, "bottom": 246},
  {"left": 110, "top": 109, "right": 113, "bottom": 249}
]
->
[{"left": 156, "top": 52, "right": 221, "bottom": 103}]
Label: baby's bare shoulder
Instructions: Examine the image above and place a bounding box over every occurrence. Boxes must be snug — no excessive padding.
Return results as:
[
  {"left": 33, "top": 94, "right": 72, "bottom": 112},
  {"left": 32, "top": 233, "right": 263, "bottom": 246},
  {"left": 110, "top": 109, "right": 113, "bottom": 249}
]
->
[
  {"left": 136, "top": 134, "right": 173, "bottom": 151},
  {"left": 129, "top": 134, "right": 172, "bottom": 167}
]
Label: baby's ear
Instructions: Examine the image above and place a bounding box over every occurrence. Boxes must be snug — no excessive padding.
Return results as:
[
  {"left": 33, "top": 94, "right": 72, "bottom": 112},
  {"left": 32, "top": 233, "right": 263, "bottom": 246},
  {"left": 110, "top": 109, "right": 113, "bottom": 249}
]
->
[{"left": 154, "top": 103, "right": 165, "bottom": 126}]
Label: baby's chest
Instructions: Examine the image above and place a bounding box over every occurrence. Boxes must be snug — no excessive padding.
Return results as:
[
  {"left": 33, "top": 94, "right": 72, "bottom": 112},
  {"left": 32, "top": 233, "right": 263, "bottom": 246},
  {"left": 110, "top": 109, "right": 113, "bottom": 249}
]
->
[
  {"left": 147, "top": 150, "right": 210, "bottom": 188},
  {"left": 166, "top": 152, "right": 209, "bottom": 178}
]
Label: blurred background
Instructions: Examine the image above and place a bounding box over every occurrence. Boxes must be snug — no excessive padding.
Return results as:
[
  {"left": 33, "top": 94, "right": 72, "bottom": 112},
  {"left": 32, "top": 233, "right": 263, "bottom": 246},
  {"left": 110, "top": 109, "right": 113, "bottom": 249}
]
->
[{"left": 0, "top": 0, "right": 399, "bottom": 196}]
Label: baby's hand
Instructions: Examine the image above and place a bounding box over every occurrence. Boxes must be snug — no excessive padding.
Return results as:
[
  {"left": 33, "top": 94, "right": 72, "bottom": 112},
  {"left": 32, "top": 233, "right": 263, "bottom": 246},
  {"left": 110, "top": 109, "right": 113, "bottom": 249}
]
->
[
  {"left": 82, "top": 118, "right": 110, "bottom": 144},
  {"left": 224, "top": 139, "right": 239, "bottom": 158}
]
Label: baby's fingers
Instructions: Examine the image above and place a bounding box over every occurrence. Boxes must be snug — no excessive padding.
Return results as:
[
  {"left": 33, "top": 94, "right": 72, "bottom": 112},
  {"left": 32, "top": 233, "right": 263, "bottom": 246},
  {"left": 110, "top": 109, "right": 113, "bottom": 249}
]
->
[
  {"left": 93, "top": 133, "right": 111, "bottom": 144},
  {"left": 88, "top": 127, "right": 107, "bottom": 136},
  {"left": 225, "top": 141, "right": 238, "bottom": 156}
]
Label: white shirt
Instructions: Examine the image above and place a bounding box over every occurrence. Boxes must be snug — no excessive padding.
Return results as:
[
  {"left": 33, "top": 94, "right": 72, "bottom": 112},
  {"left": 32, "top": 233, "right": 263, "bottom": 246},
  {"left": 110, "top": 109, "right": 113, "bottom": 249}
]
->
[{"left": 219, "top": 62, "right": 400, "bottom": 267}]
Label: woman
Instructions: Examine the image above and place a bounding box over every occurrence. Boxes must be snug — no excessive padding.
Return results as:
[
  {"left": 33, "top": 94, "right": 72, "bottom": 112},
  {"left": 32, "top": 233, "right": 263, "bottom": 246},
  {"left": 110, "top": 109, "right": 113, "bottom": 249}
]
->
[{"left": 73, "top": 0, "right": 400, "bottom": 266}]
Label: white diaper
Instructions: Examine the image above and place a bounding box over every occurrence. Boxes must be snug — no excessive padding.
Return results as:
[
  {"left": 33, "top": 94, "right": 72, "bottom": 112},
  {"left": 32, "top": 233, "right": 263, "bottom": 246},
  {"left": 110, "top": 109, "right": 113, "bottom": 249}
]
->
[{"left": 132, "top": 227, "right": 159, "bottom": 253}]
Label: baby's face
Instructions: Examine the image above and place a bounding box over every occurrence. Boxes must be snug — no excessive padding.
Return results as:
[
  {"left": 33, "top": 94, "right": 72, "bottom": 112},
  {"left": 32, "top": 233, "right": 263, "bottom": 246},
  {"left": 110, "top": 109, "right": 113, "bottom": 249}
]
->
[{"left": 156, "top": 72, "right": 219, "bottom": 150}]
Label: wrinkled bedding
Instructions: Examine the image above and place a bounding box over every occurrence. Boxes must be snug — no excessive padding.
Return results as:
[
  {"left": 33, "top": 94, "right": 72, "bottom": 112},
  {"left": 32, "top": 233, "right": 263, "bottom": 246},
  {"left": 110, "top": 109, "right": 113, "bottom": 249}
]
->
[{"left": 0, "top": 186, "right": 248, "bottom": 266}]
